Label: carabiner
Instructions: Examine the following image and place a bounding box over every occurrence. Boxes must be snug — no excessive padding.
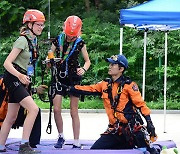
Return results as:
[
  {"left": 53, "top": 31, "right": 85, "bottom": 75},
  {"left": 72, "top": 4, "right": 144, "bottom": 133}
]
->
[
  {"left": 56, "top": 82, "right": 62, "bottom": 92},
  {"left": 59, "top": 71, "right": 67, "bottom": 78}
]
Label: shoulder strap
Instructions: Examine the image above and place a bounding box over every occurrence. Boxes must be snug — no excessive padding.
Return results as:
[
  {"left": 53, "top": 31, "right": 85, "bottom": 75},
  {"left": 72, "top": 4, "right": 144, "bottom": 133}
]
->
[
  {"left": 23, "top": 35, "right": 38, "bottom": 85},
  {"left": 108, "top": 76, "right": 132, "bottom": 110},
  {"left": 57, "top": 33, "right": 65, "bottom": 48},
  {"left": 64, "top": 37, "right": 82, "bottom": 75},
  {"left": 56, "top": 33, "right": 65, "bottom": 58},
  {"left": 23, "top": 35, "right": 38, "bottom": 64},
  {"left": 23, "top": 35, "right": 34, "bottom": 52},
  {"left": 66, "top": 37, "right": 82, "bottom": 61},
  {"left": 106, "top": 79, "right": 114, "bottom": 108}
]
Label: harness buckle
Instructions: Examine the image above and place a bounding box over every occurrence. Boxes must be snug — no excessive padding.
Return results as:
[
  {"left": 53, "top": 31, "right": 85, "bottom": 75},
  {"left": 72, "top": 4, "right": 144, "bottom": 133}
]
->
[{"left": 117, "top": 86, "right": 122, "bottom": 94}]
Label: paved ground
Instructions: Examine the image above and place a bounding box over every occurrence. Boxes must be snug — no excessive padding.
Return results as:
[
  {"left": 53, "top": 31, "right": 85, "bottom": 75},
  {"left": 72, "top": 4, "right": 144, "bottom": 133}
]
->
[{"left": 8, "top": 110, "right": 180, "bottom": 151}]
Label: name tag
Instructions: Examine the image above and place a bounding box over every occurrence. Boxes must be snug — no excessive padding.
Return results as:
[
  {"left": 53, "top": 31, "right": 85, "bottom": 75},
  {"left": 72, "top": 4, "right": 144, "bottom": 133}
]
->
[{"left": 27, "top": 65, "right": 34, "bottom": 76}]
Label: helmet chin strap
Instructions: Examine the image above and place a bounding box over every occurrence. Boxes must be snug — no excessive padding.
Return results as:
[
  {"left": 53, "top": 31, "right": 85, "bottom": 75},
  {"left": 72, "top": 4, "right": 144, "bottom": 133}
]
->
[{"left": 28, "top": 22, "right": 37, "bottom": 36}]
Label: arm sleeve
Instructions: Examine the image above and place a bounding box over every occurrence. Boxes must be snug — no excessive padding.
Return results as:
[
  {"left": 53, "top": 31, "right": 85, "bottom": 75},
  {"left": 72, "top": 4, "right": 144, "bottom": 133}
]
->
[
  {"left": 125, "top": 82, "right": 151, "bottom": 116},
  {"left": 13, "top": 36, "right": 28, "bottom": 50},
  {"left": 74, "top": 81, "right": 104, "bottom": 95}
]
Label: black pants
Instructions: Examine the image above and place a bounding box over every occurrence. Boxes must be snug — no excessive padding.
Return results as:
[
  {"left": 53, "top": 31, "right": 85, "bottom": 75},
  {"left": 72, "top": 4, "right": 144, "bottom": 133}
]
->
[
  {"left": 29, "top": 108, "right": 41, "bottom": 147},
  {"left": 91, "top": 133, "right": 132, "bottom": 149},
  {"left": 91, "top": 133, "right": 160, "bottom": 154}
]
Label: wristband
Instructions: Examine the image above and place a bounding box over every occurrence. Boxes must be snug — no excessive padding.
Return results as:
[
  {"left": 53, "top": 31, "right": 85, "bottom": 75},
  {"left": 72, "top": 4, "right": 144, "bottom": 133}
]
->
[{"left": 82, "top": 67, "right": 87, "bottom": 72}]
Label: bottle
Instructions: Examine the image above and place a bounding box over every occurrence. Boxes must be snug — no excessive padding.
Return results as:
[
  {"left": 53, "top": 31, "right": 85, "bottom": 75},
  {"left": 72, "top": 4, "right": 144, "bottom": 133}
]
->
[
  {"left": 48, "top": 50, "right": 54, "bottom": 59},
  {"left": 160, "top": 146, "right": 179, "bottom": 154}
]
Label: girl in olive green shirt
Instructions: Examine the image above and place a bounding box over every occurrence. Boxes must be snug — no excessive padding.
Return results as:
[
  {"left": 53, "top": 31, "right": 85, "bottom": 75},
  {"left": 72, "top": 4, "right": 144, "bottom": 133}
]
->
[{"left": 0, "top": 9, "right": 45, "bottom": 153}]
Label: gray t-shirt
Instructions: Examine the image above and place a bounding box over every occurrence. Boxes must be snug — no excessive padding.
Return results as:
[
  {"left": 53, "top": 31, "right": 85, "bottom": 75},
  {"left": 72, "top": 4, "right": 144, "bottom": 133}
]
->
[{"left": 13, "top": 36, "right": 30, "bottom": 70}]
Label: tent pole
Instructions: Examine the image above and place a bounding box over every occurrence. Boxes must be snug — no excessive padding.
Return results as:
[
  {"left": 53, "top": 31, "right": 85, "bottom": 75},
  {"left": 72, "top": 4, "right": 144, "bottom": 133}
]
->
[
  {"left": 142, "top": 30, "right": 147, "bottom": 100},
  {"left": 120, "top": 27, "right": 123, "bottom": 54},
  {"left": 48, "top": 0, "right": 51, "bottom": 40},
  {"left": 163, "top": 32, "right": 168, "bottom": 133}
]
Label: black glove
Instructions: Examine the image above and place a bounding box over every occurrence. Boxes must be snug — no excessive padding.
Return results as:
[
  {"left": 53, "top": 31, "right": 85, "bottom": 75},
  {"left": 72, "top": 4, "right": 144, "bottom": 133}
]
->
[
  {"left": 113, "top": 120, "right": 120, "bottom": 131},
  {"left": 147, "top": 120, "right": 156, "bottom": 137},
  {"left": 144, "top": 115, "right": 156, "bottom": 137},
  {"left": 105, "top": 120, "right": 119, "bottom": 134}
]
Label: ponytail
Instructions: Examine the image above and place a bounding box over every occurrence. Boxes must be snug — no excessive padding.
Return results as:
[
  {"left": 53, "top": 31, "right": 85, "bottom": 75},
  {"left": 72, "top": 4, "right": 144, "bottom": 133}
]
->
[{"left": 19, "top": 25, "right": 28, "bottom": 35}]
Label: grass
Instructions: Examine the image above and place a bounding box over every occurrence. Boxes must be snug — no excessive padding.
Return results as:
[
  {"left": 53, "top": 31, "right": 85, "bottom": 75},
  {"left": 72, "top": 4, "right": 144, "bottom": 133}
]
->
[
  {"left": 34, "top": 96, "right": 104, "bottom": 109},
  {"left": 147, "top": 100, "right": 180, "bottom": 110},
  {"left": 34, "top": 95, "right": 180, "bottom": 110}
]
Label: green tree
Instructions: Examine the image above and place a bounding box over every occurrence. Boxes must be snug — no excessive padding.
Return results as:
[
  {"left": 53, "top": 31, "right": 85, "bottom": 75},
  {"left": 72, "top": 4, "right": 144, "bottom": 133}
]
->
[{"left": 0, "top": 0, "right": 179, "bottom": 103}]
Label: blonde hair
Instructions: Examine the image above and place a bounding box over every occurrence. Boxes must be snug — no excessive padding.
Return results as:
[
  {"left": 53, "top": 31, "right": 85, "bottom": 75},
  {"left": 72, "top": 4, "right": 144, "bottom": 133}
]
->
[{"left": 19, "top": 25, "right": 28, "bottom": 35}]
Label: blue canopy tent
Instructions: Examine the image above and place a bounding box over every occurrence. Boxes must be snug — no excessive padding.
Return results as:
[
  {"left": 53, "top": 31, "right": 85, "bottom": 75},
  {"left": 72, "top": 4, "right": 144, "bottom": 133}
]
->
[{"left": 119, "top": 0, "right": 180, "bottom": 132}]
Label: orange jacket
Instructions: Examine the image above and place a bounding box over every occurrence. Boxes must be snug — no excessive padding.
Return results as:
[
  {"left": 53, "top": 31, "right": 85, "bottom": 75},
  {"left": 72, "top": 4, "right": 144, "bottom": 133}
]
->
[
  {"left": 74, "top": 77, "right": 150, "bottom": 125},
  {"left": 0, "top": 76, "right": 8, "bottom": 127}
]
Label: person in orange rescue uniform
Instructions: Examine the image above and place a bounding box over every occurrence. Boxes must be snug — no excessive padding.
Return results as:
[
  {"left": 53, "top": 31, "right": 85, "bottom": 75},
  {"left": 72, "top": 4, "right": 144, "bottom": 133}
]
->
[{"left": 70, "top": 54, "right": 158, "bottom": 153}]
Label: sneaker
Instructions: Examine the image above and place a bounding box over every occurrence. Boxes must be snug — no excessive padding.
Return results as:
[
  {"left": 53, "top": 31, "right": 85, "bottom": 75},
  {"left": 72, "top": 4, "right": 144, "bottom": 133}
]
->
[
  {"left": 0, "top": 149, "right": 6, "bottom": 152},
  {"left": 18, "top": 142, "right": 40, "bottom": 154},
  {"left": 30, "top": 144, "right": 37, "bottom": 148},
  {"left": 54, "top": 137, "right": 65, "bottom": 148},
  {"left": 72, "top": 144, "right": 82, "bottom": 149}
]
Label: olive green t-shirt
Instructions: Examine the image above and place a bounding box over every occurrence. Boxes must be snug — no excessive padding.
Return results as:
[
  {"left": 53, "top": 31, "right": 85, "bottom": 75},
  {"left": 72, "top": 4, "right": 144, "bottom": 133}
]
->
[{"left": 13, "top": 36, "right": 30, "bottom": 71}]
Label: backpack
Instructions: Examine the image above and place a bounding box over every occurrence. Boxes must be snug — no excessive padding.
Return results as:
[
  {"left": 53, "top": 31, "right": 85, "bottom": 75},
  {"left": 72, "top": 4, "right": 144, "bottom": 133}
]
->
[
  {"left": 0, "top": 74, "right": 8, "bottom": 127},
  {"left": 0, "top": 74, "right": 27, "bottom": 129}
]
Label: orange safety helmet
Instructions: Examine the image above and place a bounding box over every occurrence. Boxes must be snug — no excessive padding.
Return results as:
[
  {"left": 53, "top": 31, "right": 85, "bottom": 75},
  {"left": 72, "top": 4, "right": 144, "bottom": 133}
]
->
[
  {"left": 23, "top": 9, "right": 46, "bottom": 24},
  {"left": 64, "top": 15, "right": 82, "bottom": 37}
]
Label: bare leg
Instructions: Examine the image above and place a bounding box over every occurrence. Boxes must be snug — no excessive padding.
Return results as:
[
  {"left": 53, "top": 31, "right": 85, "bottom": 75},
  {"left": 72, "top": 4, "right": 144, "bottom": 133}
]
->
[
  {"left": 53, "top": 95, "right": 63, "bottom": 134},
  {"left": 70, "top": 96, "right": 80, "bottom": 140},
  {"left": 20, "top": 96, "right": 39, "bottom": 140},
  {"left": 0, "top": 103, "right": 20, "bottom": 145}
]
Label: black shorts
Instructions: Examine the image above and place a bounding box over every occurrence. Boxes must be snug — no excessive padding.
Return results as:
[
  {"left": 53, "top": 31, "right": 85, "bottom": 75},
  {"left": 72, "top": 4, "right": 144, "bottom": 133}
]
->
[
  {"left": 3, "top": 71, "right": 29, "bottom": 103},
  {"left": 56, "top": 74, "right": 82, "bottom": 97}
]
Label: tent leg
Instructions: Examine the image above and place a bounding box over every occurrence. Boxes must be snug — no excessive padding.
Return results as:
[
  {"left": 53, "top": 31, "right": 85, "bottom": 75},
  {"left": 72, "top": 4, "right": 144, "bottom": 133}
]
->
[
  {"left": 48, "top": 0, "right": 51, "bottom": 40},
  {"left": 163, "top": 32, "right": 168, "bottom": 133},
  {"left": 120, "top": 27, "right": 123, "bottom": 54},
  {"left": 142, "top": 31, "right": 147, "bottom": 100}
]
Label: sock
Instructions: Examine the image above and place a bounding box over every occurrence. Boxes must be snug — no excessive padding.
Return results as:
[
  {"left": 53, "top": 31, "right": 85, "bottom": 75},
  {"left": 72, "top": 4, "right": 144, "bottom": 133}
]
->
[
  {"left": 21, "top": 139, "right": 29, "bottom": 144},
  {"left": 0, "top": 145, "right": 5, "bottom": 150},
  {"left": 73, "top": 139, "right": 80, "bottom": 146},
  {"left": 58, "top": 133, "right": 64, "bottom": 139}
]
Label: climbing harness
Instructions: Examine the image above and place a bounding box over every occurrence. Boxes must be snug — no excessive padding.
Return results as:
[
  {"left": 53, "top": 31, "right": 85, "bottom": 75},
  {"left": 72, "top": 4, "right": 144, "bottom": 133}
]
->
[
  {"left": 23, "top": 35, "right": 38, "bottom": 84},
  {"left": 42, "top": 58, "right": 62, "bottom": 134},
  {"left": 57, "top": 33, "right": 82, "bottom": 78},
  {"left": 105, "top": 76, "right": 156, "bottom": 149},
  {"left": 40, "top": 34, "right": 83, "bottom": 133}
]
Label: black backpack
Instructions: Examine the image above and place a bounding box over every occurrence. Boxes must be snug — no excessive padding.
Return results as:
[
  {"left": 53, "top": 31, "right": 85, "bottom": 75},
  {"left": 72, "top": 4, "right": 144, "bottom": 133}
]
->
[
  {"left": 0, "top": 74, "right": 6, "bottom": 107},
  {"left": 0, "top": 74, "right": 26, "bottom": 129},
  {"left": 0, "top": 74, "right": 8, "bottom": 127}
]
